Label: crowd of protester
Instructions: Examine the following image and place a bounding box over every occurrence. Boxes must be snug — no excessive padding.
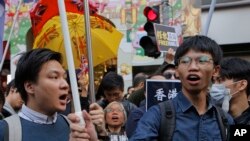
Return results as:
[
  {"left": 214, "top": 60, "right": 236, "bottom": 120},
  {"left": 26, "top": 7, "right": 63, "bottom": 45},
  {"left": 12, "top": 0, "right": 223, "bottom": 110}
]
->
[{"left": 0, "top": 35, "right": 250, "bottom": 141}]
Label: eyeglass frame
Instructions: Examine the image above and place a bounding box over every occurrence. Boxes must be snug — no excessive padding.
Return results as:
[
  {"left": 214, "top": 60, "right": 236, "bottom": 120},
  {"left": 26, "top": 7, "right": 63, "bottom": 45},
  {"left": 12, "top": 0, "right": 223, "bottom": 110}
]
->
[
  {"left": 177, "top": 56, "right": 214, "bottom": 67},
  {"left": 105, "top": 108, "right": 124, "bottom": 113},
  {"left": 163, "top": 72, "right": 178, "bottom": 79}
]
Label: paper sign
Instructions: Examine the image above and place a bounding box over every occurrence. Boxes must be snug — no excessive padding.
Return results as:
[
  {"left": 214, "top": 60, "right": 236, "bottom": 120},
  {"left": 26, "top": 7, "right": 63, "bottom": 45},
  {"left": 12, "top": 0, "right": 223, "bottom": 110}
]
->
[
  {"left": 154, "top": 23, "right": 179, "bottom": 52},
  {"left": 146, "top": 79, "right": 181, "bottom": 111}
]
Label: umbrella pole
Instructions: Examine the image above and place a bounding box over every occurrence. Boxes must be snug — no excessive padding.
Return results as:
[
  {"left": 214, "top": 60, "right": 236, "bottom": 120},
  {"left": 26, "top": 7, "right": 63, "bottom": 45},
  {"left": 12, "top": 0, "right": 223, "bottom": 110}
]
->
[
  {"left": 58, "top": 0, "right": 85, "bottom": 127},
  {"left": 0, "top": 0, "right": 23, "bottom": 72},
  {"left": 83, "top": 0, "right": 96, "bottom": 103}
]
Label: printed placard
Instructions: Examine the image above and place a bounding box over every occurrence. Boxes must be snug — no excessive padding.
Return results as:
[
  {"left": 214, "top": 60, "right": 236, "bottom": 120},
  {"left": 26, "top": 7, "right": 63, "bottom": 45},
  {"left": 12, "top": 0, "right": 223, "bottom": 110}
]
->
[
  {"left": 146, "top": 79, "right": 181, "bottom": 111},
  {"left": 154, "top": 23, "right": 179, "bottom": 52}
]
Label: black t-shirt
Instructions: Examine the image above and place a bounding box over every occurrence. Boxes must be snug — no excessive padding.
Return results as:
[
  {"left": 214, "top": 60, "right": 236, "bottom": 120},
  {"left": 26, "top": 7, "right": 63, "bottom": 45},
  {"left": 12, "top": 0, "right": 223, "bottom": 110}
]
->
[{"left": 234, "top": 106, "right": 250, "bottom": 125}]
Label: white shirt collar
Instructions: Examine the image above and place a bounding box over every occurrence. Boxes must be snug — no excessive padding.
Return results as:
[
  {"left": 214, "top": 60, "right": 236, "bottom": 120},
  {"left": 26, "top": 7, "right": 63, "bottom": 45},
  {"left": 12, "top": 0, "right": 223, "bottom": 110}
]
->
[{"left": 18, "top": 105, "right": 57, "bottom": 124}]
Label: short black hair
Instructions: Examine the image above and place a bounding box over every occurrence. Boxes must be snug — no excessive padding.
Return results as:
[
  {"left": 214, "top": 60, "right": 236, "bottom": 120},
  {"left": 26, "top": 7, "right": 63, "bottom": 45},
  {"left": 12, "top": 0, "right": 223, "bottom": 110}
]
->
[
  {"left": 143, "top": 73, "right": 165, "bottom": 92},
  {"left": 5, "top": 79, "right": 16, "bottom": 96},
  {"left": 100, "top": 71, "right": 124, "bottom": 92},
  {"left": 174, "top": 35, "right": 223, "bottom": 66},
  {"left": 133, "top": 73, "right": 148, "bottom": 88},
  {"left": 161, "top": 64, "right": 175, "bottom": 73},
  {"left": 220, "top": 57, "right": 250, "bottom": 96},
  {"left": 15, "top": 48, "right": 62, "bottom": 104}
]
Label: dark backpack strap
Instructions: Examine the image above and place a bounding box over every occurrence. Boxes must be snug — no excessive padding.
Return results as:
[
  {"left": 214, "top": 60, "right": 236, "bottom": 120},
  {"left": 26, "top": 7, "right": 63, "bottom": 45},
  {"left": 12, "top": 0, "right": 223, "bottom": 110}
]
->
[
  {"left": 159, "top": 100, "right": 175, "bottom": 141},
  {"left": 215, "top": 106, "right": 228, "bottom": 141}
]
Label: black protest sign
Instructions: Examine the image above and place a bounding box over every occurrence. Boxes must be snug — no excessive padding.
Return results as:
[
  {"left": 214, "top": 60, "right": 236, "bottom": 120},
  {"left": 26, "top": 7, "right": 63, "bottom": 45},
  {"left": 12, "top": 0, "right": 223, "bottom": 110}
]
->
[
  {"left": 154, "top": 23, "right": 179, "bottom": 52},
  {"left": 146, "top": 79, "right": 181, "bottom": 111}
]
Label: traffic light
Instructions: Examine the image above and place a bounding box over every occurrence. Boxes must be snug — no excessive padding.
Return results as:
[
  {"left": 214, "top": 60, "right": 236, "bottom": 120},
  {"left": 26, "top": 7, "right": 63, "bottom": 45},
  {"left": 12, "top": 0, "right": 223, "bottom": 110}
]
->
[
  {"left": 140, "top": 5, "right": 161, "bottom": 58},
  {"left": 143, "top": 6, "right": 160, "bottom": 23}
]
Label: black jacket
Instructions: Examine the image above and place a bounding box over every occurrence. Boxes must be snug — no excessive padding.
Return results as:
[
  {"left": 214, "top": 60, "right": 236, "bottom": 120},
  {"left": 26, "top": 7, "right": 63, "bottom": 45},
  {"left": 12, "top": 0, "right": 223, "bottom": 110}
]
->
[{"left": 234, "top": 107, "right": 250, "bottom": 125}]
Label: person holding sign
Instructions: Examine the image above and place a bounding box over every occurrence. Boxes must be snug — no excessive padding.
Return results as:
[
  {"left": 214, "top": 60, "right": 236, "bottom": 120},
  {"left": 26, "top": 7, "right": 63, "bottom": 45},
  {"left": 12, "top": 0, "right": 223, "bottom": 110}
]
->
[
  {"left": 130, "top": 35, "right": 234, "bottom": 141},
  {"left": 126, "top": 74, "right": 166, "bottom": 139},
  {"left": 154, "top": 48, "right": 178, "bottom": 80}
]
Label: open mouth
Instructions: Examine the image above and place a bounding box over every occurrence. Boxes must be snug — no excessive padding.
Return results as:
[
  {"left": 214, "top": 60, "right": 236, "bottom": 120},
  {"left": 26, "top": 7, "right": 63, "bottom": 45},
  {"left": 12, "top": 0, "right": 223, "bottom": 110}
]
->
[
  {"left": 59, "top": 94, "right": 68, "bottom": 101},
  {"left": 187, "top": 74, "right": 200, "bottom": 82},
  {"left": 112, "top": 117, "right": 119, "bottom": 120},
  {"left": 111, "top": 115, "right": 119, "bottom": 121}
]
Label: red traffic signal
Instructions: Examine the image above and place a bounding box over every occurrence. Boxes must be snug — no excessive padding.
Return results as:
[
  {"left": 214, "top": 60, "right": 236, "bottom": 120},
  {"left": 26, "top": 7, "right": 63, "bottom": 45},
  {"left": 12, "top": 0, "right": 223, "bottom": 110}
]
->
[{"left": 143, "top": 6, "right": 159, "bottom": 22}]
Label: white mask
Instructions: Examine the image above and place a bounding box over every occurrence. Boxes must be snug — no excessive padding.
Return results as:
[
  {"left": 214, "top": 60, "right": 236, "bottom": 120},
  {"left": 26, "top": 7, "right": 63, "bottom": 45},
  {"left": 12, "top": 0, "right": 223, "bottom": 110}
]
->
[
  {"left": 210, "top": 82, "right": 239, "bottom": 112},
  {"left": 210, "top": 84, "right": 230, "bottom": 105},
  {"left": 210, "top": 84, "right": 231, "bottom": 112},
  {"left": 221, "top": 94, "right": 232, "bottom": 113}
]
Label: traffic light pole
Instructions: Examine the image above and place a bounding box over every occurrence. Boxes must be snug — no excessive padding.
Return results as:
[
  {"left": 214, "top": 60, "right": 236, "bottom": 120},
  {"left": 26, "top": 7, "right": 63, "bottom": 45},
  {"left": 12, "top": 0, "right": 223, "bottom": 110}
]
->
[
  {"left": 203, "top": 0, "right": 217, "bottom": 36},
  {"left": 160, "top": 0, "right": 169, "bottom": 25}
]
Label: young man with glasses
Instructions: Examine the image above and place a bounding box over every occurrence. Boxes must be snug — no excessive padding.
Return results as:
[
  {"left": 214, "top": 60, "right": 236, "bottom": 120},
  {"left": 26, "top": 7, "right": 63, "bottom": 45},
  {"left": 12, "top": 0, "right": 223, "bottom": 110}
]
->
[{"left": 129, "top": 35, "right": 234, "bottom": 141}]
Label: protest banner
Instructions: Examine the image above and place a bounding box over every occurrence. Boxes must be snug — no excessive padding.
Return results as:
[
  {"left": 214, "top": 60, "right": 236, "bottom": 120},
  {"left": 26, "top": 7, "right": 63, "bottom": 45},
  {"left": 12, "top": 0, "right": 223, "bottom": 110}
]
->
[
  {"left": 154, "top": 23, "right": 179, "bottom": 52},
  {"left": 146, "top": 79, "right": 181, "bottom": 111}
]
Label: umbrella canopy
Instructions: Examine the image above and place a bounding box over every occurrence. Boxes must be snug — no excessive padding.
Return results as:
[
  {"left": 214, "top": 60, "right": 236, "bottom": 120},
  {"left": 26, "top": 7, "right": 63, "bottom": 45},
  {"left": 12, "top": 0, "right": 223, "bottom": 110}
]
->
[
  {"left": 33, "top": 12, "right": 123, "bottom": 69},
  {"left": 30, "top": 0, "right": 98, "bottom": 36}
]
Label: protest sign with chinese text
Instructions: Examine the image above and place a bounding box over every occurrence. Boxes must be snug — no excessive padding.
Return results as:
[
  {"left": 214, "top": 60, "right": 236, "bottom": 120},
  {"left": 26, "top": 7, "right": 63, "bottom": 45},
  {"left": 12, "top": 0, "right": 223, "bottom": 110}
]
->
[
  {"left": 146, "top": 79, "right": 181, "bottom": 111},
  {"left": 154, "top": 23, "right": 179, "bottom": 52}
]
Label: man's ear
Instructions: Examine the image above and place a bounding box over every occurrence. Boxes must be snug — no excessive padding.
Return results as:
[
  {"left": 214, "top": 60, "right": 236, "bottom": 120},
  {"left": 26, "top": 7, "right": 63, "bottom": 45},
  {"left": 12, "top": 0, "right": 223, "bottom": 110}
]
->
[
  {"left": 212, "top": 65, "right": 221, "bottom": 78},
  {"left": 138, "top": 82, "right": 144, "bottom": 89},
  {"left": 239, "top": 79, "right": 248, "bottom": 92},
  {"left": 24, "top": 81, "right": 35, "bottom": 95}
]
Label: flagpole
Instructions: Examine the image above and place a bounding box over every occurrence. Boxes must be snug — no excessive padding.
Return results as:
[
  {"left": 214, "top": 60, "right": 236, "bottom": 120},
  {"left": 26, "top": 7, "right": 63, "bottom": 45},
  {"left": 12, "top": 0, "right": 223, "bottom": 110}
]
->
[
  {"left": 0, "top": 0, "right": 22, "bottom": 72},
  {"left": 58, "top": 0, "right": 85, "bottom": 127},
  {"left": 202, "top": 0, "right": 216, "bottom": 36},
  {"left": 83, "top": 0, "right": 96, "bottom": 103}
]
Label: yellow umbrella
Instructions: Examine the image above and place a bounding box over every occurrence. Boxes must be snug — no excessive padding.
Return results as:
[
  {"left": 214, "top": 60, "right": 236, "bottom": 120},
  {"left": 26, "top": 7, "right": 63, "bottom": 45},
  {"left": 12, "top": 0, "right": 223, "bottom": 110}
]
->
[{"left": 33, "top": 12, "right": 123, "bottom": 69}]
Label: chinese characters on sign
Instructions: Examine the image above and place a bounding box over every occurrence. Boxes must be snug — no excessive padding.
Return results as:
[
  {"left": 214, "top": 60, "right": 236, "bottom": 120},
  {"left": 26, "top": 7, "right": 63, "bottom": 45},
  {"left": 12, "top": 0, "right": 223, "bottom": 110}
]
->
[
  {"left": 154, "top": 23, "right": 179, "bottom": 52},
  {"left": 154, "top": 88, "right": 166, "bottom": 101},
  {"left": 168, "top": 88, "right": 178, "bottom": 99},
  {"left": 154, "top": 87, "right": 178, "bottom": 101},
  {"left": 146, "top": 79, "right": 181, "bottom": 111}
]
